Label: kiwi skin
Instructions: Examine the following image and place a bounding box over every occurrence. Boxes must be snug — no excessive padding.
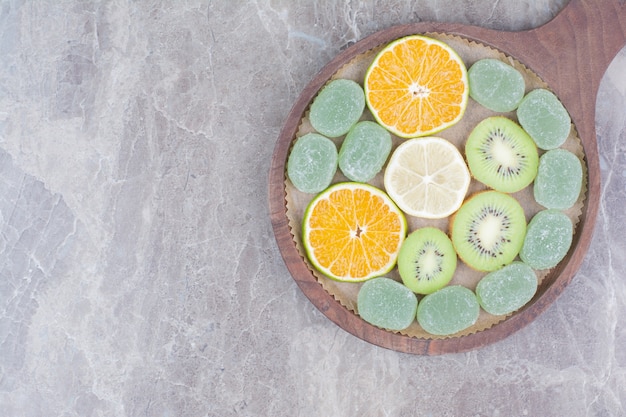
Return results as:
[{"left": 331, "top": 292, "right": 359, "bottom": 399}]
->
[
  {"left": 450, "top": 190, "right": 527, "bottom": 272},
  {"left": 397, "top": 227, "right": 457, "bottom": 294},
  {"left": 465, "top": 116, "right": 538, "bottom": 193}
]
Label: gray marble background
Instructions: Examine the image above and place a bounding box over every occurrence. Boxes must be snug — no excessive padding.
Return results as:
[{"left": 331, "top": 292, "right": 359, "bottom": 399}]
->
[{"left": 1, "top": 1, "right": 625, "bottom": 416}]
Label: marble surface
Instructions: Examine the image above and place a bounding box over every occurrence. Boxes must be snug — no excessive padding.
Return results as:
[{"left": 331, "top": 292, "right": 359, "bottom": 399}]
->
[{"left": 1, "top": 1, "right": 625, "bottom": 416}]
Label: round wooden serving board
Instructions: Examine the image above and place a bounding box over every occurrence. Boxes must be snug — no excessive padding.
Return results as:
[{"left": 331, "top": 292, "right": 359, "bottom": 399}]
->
[{"left": 269, "top": 0, "right": 626, "bottom": 354}]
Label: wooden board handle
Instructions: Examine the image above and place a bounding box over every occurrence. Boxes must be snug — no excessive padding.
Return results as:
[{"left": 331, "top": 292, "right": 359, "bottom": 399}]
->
[{"left": 530, "top": 0, "right": 626, "bottom": 85}]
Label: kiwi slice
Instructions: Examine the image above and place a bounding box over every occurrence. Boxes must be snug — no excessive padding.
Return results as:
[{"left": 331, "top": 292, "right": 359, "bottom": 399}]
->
[
  {"left": 451, "top": 191, "right": 526, "bottom": 272},
  {"left": 465, "top": 116, "right": 538, "bottom": 193},
  {"left": 397, "top": 227, "right": 457, "bottom": 295}
]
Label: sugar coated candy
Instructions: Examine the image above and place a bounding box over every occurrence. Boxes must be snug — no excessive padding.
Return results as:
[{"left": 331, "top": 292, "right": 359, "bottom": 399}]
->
[
  {"left": 287, "top": 133, "right": 338, "bottom": 194},
  {"left": 533, "top": 149, "right": 583, "bottom": 210},
  {"left": 517, "top": 89, "right": 571, "bottom": 150},
  {"left": 476, "top": 262, "right": 538, "bottom": 316},
  {"left": 416, "top": 285, "right": 479, "bottom": 336},
  {"left": 468, "top": 59, "right": 526, "bottom": 112},
  {"left": 339, "top": 121, "right": 392, "bottom": 182},
  {"left": 357, "top": 277, "right": 418, "bottom": 331},
  {"left": 520, "top": 209, "right": 573, "bottom": 270},
  {"left": 309, "top": 79, "right": 365, "bottom": 138}
]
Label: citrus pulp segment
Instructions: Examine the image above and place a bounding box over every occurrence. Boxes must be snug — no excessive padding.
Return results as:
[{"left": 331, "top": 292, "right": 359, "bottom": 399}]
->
[
  {"left": 302, "top": 182, "right": 407, "bottom": 282},
  {"left": 383, "top": 137, "right": 471, "bottom": 219},
  {"left": 364, "top": 35, "right": 469, "bottom": 138}
]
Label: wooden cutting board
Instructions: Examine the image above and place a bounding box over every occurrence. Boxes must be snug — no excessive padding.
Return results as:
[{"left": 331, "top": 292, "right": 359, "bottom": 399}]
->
[{"left": 269, "top": 0, "right": 626, "bottom": 354}]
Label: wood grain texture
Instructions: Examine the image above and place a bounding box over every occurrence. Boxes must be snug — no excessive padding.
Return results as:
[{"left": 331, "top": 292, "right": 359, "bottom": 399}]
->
[{"left": 269, "top": 0, "right": 626, "bottom": 354}]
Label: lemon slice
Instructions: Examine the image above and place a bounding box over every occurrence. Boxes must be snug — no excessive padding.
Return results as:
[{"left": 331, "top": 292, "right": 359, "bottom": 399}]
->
[{"left": 383, "top": 137, "right": 471, "bottom": 219}]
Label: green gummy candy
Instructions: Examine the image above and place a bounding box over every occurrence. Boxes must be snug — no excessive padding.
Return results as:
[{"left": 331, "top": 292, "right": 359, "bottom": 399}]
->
[
  {"left": 468, "top": 59, "right": 525, "bottom": 112},
  {"left": 416, "top": 285, "right": 479, "bottom": 336},
  {"left": 309, "top": 79, "right": 365, "bottom": 138},
  {"left": 520, "top": 209, "right": 573, "bottom": 270},
  {"left": 534, "top": 149, "right": 583, "bottom": 210},
  {"left": 357, "top": 277, "right": 418, "bottom": 331},
  {"left": 517, "top": 89, "right": 571, "bottom": 150},
  {"left": 338, "top": 121, "right": 392, "bottom": 182},
  {"left": 287, "top": 133, "right": 337, "bottom": 194},
  {"left": 476, "top": 262, "right": 537, "bottom": 316}
]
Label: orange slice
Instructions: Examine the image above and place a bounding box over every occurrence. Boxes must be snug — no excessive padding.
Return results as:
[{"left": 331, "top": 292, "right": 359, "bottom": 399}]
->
[
  {"left": 302, "top": 182, "right": 407, "bottom": 282},
  {"left": 364, "top": 35, "right": 469, "bottom": 138}
]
